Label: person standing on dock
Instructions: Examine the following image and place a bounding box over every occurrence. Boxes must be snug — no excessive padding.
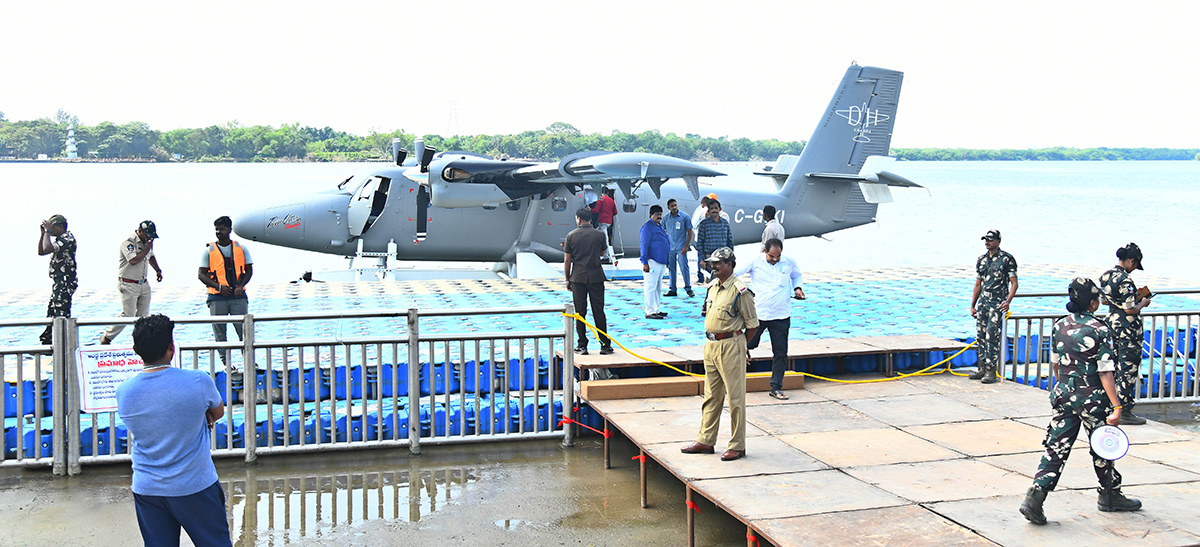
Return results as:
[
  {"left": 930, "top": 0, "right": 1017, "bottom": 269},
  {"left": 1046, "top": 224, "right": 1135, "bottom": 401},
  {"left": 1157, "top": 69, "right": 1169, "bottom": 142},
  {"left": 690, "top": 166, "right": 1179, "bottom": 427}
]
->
[
  {"left": 198, "top": 216, "right": 254, "bottom": 366},
  {"left": 735, "top": 238, "right": 804, "bottom": 400},
  {"left": 969, "top": 229, "right": 1018, "bottom": 383},
  {"left": 640, "top": 205, "right": 670, "bottom": 320},
  {"left": 590, "top": 187, "right": 618, "bottom": 262},
  {"left": 1098, "top": 242, "right": 1152, "bottom": 425},
  {"left": 1019, "top": 278, "right": 1140, "bottom": 525},
  {"left": 36, "top": 214, "right": 76, "bottom": 347},
  {"left": 692, "top": 194, "right": 729, "bottom": 283},
  {"left": 681, "top": 247, "right": 759, "bottom": 462},
  {"left": 101, "top": 220, "right": 163, "bottom": 345},
  {"left": 662, "top": 198, "right": 694, "bottom": 298},
  {"left": 695, "top": 200, "right": 733, "bottom": 284},
  {"left": 565, "top": 208, "right": 615, "bottom": 368},
  {"left": 117, "top": 314, "right": 232, "bottom": 547},
  {"left": 760, "top": 205, "right": 784, "bottom": 250}
]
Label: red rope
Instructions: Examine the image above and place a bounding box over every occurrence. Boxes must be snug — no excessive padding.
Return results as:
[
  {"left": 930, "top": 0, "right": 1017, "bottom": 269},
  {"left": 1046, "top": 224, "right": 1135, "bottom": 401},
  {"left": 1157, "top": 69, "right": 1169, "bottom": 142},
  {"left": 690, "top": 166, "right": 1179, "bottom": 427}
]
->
[
  {"left": 559, "top": 417, "right": 612, "bottom": 437},
  {"left": 686, "top": 500, "right": 701, "bottom": 513},
  {"left": 747, "top": 531, "right": 760, "bottom": 546},
  {"left": 632, "top": 454, "right": 646, "bottom": 462}
]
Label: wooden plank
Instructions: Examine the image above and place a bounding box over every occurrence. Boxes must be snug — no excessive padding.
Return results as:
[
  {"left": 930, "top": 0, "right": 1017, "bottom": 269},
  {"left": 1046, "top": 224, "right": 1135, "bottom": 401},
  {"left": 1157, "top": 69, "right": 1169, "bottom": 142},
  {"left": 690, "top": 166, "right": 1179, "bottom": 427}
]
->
[
  {"left": 556, "top": 347, "right": 689, "bottom": 370},
  {"left": 582, "top": 376, "right": 702, "bottom": 400}
]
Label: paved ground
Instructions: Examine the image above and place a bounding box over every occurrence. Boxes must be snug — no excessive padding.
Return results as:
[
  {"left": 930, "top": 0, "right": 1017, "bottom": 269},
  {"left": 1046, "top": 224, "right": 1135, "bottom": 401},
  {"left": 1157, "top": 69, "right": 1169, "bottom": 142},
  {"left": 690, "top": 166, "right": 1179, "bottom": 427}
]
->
[{"left": 590, "top": 373, "right": 1200, "bottom": 547}]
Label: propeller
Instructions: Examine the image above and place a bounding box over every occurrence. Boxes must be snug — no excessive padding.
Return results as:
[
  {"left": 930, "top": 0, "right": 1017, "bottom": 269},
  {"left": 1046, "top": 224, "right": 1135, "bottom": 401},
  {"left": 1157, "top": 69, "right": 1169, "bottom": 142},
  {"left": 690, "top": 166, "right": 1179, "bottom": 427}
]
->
[
  {"left": 420, "top": 145, "right": 437, "bottom": 173},
  {"left": 391, "top": 138, "right": 407, "bottom": 166}
]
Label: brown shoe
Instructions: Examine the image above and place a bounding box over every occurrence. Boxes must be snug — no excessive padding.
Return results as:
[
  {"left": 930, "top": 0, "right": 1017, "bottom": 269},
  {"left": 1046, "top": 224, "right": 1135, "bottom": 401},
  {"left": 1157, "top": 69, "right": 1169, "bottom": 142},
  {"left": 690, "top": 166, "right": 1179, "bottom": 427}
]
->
[
  {"left": 721, "top": 449, "right": 745, "bottom": 461},
  {"left": 680, "top": 442, "right": 715, "bottom": 454}
]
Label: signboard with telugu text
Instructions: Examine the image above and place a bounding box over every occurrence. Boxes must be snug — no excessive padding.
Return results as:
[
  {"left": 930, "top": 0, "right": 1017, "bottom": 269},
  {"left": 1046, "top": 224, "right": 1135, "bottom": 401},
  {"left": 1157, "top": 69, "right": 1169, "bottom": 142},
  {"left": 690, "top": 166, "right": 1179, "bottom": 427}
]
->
[{"left": 75, "top": 347, "right": 177, "bottom": 413}]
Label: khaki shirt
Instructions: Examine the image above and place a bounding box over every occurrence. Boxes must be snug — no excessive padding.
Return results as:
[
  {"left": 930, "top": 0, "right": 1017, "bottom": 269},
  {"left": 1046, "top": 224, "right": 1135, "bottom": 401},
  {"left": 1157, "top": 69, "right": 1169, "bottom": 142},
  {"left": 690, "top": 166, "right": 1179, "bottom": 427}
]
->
[
  {"left": 704, "top": 275, "right": 759, "bottom": 334},
  {"left": 117, "top": 233, "right": 154, "bottom": 281}
]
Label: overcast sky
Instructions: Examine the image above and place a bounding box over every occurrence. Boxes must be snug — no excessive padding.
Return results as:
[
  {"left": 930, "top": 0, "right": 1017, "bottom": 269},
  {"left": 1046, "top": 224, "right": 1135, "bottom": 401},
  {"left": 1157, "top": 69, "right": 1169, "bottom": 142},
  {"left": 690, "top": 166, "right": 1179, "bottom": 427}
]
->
[{"left": 3, "top": 0, "right": 1197, "bottom": 149}]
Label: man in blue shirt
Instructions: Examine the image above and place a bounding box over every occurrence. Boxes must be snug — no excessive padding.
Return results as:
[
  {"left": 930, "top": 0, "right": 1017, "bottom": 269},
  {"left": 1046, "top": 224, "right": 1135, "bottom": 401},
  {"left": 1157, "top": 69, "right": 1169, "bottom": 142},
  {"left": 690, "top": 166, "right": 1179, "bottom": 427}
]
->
[
  {"left": 663, "top": 199, "right": 694, "bottom": 298},
  {"left": 117, "top": 314, "right": 231, "bottom": 547},
  {"left": 734, "top": 238, "right": 805, "bottom": 400},
  {"left": 640, "top": 205, "right": 670, "bottom": 319},
  {"left": 695, "top": 200, "right": 734, "bottom": 284}
]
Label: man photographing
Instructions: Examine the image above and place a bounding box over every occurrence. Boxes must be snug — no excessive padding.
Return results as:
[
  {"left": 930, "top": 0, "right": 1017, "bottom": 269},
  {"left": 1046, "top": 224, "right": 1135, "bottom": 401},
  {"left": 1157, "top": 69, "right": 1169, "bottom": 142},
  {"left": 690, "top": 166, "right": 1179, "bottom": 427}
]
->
[{"left": 117, "top": 314, "right": 231, "bottom": 547}]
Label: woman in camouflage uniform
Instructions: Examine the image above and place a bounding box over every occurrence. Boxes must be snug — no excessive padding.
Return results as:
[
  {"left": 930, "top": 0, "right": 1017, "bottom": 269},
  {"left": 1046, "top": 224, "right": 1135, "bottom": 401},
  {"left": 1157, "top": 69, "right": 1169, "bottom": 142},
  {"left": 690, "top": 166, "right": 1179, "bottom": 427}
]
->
[
  {"left": 1098, "top": 242, "right": 1152, "bottom": 425},
  {"left": 1019, "top": 278, "right": 1142, "bottom": 525}
]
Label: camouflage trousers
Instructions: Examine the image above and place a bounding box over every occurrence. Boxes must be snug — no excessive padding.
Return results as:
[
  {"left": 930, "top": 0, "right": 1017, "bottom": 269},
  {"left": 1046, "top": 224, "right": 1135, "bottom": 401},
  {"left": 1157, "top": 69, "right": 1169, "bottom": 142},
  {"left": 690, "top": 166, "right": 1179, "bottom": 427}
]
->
[
  {"left": 1113, "top": 334, "right": 1143, "bottom": 410},
  {"left": 39, "top": 281, "right": 77, "bottom": 345},
  {"left": 1032, "top": 386, "right": 1121, "bottom": 492},
  {"left": 974, "top": 300, "right": 1004, "bottom": 373}
]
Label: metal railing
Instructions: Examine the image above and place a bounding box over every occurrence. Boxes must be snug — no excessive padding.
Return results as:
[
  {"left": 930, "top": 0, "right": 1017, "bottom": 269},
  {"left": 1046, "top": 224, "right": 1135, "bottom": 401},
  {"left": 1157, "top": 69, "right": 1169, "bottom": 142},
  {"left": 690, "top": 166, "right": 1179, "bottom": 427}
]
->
[
  {"left": 1003, "top": 288, "right": 1200, "bottom": 403},
  {"left": 1, "top": 305, "right": 576, "bottom": 474}
]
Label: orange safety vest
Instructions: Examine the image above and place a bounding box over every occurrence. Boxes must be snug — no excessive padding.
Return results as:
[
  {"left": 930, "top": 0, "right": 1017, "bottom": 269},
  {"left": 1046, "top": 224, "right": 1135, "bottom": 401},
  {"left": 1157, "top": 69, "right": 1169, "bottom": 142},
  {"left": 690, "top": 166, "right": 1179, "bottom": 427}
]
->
[{"left": 206, "top": 241, "right": 247, "bottom": 295}]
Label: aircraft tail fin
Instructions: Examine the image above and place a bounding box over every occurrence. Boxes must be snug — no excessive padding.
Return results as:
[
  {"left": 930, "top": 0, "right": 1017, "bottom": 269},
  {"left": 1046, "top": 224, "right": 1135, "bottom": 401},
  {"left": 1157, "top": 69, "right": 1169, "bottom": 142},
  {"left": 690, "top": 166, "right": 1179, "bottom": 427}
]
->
[{"left": 779, "top": 64, "right": 905, "bottom": 229}]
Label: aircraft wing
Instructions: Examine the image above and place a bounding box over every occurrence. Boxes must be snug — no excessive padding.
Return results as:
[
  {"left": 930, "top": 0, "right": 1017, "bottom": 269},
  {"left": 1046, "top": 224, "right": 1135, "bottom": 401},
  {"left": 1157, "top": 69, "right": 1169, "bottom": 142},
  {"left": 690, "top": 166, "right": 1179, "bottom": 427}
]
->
[{"left": 425, "top": 151, "right": 724, "bottom": 207}]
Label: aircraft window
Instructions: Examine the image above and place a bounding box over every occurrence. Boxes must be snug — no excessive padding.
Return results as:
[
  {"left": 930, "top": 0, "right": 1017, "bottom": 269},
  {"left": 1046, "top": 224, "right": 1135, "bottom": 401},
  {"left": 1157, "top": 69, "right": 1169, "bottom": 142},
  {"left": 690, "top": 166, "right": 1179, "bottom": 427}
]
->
[
  {"left": 551, "top": 196, "right": 567, "bottom": 212},
  {"left": 622, "top": 199, "right": 637, "bottom": 213},
  {"left": 506, "top": 200, "right": 521, "bottom": 211},
  {"left": 353, "top": 176, "right": 379, "bottom": 203},
  {"left": 336, "top": 175, "right": 355, "bottom": 190},
  {"left": 442, "top": 167, "right": 472, "bottom": 182}
]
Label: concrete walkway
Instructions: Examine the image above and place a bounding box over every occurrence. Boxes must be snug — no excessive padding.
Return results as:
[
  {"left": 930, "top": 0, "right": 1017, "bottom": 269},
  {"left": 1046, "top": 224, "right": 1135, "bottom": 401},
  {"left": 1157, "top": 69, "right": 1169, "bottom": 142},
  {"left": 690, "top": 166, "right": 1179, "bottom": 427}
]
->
[{"left": 589, "top": 373, "right": 1200, "bottom": 546}]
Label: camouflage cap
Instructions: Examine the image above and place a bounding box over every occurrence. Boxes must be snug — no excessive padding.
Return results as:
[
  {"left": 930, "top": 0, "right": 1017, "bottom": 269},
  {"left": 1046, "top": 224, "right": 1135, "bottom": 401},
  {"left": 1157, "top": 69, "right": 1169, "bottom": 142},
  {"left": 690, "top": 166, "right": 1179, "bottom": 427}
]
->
[
  {"left": 981, "top": 229, "right": 1001, "bottom": 241},
  {"left": 1068, "top": 277, "right": 1100, "bottom": 300},
  {"left": 139, "top": 220, "right": 159, "bottom": 239},
  {"left": 48, "top": 214, "right": 67, "bottom": 226},
  {"left": 1117, "top": 242, "right": 1144, "bottom": 270},
  {"left": 703, "top": 247, "right": 735, "bottom": 263}
]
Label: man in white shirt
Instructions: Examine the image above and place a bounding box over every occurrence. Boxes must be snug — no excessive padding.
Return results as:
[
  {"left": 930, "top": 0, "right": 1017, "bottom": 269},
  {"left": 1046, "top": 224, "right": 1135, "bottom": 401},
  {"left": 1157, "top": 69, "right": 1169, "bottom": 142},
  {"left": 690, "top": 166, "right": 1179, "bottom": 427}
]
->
[
  {"left": 734, "top": 238, "right": 805, "bottom": 400},
  {"left": 761, "top": 205, "right": 784, "bottom": 250}
]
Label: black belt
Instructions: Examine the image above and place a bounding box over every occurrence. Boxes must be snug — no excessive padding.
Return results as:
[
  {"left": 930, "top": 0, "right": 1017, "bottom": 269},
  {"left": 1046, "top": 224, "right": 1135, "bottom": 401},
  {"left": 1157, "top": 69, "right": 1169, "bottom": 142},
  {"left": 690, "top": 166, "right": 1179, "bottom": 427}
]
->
[
  {"left": 120, "top": 277, "right": 146, "bottom": 284},
  {"left": 706, "top": 330, "right": 743, "bottom": 341}
]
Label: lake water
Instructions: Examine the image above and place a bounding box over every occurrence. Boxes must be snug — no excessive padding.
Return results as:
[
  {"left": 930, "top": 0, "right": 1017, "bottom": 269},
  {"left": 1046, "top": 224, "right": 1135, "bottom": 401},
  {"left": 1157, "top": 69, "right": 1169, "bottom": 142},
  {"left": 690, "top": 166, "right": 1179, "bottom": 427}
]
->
[{"left": 1, "top": 160, "right": 1198, "bottom": 292}]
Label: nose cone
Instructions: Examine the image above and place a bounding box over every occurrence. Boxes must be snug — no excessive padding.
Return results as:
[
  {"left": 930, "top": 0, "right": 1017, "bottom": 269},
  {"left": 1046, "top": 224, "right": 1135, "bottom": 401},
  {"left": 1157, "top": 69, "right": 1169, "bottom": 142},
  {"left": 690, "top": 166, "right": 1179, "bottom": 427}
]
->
[{"left": 233, "top": 208, "right": 265, "bottom": 242}]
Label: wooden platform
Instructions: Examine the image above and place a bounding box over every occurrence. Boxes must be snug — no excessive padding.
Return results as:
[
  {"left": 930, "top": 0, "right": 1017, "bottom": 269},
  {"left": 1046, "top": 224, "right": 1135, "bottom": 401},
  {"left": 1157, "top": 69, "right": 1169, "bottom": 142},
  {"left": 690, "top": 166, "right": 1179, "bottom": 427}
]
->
[{"left": 586, "top": 374, "right": 1200, "bottom": 547}]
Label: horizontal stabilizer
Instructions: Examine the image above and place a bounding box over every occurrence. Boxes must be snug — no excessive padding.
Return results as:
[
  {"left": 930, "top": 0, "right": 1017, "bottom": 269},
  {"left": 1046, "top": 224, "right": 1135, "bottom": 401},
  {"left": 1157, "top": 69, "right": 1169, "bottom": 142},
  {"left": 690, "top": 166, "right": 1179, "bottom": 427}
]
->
[
  {"left": 753, "top": 155, "right": 801, "bottom": 190},
  {"left": 808, "top": 155, "right": 923, "bottom": 188}
]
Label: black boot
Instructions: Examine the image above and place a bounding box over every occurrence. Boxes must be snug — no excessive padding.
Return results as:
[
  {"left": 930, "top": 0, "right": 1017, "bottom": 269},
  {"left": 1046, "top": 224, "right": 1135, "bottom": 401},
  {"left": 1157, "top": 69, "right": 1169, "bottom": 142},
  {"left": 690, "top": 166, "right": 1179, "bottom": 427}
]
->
[
  {"left": 1119, "top": 408, "right": 1147, "bottom": 425},
  {"left": 1098, "top": 487, "right": 1142, "bottom": 512},
  {"left": 968, "top": 368, "right": 988, "bottom": 380},
  {"left": 1019, "top": 487, "right": 1048, "bottom": 525}
]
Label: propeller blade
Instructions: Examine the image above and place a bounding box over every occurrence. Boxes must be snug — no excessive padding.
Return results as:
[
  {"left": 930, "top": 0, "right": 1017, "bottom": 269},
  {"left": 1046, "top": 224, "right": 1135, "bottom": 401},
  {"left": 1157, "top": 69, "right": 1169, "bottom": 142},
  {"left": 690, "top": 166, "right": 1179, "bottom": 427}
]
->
[
  {"left": 420, "top": 146, "right": 437, "bottom": 174},
  {"left": 391, "top": 139, "right": 407, "bottom": 166}
]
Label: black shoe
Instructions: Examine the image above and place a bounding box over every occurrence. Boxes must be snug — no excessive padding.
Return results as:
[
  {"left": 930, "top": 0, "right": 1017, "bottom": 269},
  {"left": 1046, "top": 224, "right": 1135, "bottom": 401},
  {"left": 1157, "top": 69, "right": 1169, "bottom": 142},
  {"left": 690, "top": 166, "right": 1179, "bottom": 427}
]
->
[
  {"left": 599, "top": 346, "right": 614, "bottom": 355},
  {"left": 574, "top": 346, "right": 588, "bottom": 355},
  {"left": 1119, "top": 411, "right": 1147, "bottom": 426},
  {"left": 769, "top": 390, "right": 789, "bottom": 401},
  {"left": 981, "top": 375, "right": 999, "bottom": 384},
  {"left": 664, "top": 291, "right": 678, "bottom": 297},
  {"left": 967, "top": 369, "right": 987, "bottom": 380},
  {"left": 1020, "top": 487, "right": 1047, "bottom": 525},
  {"left": 645, "top": 313, "right": 664, "bottom": 320},
  {"left": 685, "top": 289, "right": 695, "bottom": 298},
  {"left": 1098, "top": 488, "right": 1142, "bottom": 512}
]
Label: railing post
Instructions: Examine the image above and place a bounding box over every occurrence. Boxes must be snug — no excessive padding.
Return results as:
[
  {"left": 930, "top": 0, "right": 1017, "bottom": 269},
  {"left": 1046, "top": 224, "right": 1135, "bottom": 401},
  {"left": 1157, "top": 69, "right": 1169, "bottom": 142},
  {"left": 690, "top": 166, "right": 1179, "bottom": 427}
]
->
[
  {"left": 407, "top": 308, "right": 421, "bottom": 456},
  {"left": 52, "top": 317, "right": 68, "bottom": 476},
  {"left": 999, "top": 313, "right": 1008, "bottom": 382},
  {"left": 562, "top": 304, "right": 575, "bottom": 448},
  {"left": 243, "top": 314, "right": 257, "bottom": 464},
  {"left": 65, "top": 318, "right": 81, "bottom": 476}
]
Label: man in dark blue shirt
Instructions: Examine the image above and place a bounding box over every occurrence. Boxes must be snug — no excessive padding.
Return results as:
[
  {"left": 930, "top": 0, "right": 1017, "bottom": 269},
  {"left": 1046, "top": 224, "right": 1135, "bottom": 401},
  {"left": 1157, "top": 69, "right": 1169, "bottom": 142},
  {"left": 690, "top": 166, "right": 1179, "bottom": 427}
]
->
[{"left": 640, "top": 205, "right": 670, "bottom": 319}]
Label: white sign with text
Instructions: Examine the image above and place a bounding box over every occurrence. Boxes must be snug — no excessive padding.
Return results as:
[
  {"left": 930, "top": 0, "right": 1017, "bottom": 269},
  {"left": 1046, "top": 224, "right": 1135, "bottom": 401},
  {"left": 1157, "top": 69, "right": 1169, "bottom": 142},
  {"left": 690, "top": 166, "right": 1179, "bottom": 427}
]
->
[{"left": 75, "top": 347, "right": 177, "bottom": 413}]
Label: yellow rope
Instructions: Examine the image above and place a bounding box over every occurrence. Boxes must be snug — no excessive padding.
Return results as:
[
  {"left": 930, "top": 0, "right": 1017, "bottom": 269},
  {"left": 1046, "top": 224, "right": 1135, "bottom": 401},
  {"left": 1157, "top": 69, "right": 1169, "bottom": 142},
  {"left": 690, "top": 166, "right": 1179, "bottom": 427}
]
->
[{"left": 562, "top": 312, "right": 983, "bottom": 384}]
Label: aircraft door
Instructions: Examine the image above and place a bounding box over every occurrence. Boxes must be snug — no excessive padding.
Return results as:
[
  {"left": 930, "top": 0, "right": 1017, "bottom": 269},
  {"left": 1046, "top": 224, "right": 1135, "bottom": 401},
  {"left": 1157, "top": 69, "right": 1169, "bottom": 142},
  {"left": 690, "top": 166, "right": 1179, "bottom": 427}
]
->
[{"left": 346, "top": 175, "right": 391, "bottom": 237}]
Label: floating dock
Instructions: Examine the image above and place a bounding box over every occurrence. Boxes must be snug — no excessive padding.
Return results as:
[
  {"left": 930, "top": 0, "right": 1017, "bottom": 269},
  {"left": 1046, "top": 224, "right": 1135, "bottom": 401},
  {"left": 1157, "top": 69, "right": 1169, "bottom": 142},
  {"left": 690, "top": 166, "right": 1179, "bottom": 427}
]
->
[{"left": 587, "top": 372, "right": 1200, "bottom": 547}]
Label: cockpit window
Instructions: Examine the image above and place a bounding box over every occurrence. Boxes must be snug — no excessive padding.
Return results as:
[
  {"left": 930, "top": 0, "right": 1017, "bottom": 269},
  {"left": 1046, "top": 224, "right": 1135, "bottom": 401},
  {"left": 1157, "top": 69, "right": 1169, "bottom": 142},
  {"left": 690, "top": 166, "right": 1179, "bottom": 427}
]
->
[{"left": 336, "top": 175, "right": 356, "bottom": 190}]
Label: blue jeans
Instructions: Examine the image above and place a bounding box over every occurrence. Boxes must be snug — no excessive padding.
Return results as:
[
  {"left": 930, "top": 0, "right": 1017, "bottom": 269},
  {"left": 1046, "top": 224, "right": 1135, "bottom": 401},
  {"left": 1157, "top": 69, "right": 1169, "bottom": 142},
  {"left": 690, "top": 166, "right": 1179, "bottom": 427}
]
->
[
  {"left": 667, "top": 249, "right": 691, "bottom": 291},
  {"left": 134, "top": 481, "right": 232, "bottom": 547}
]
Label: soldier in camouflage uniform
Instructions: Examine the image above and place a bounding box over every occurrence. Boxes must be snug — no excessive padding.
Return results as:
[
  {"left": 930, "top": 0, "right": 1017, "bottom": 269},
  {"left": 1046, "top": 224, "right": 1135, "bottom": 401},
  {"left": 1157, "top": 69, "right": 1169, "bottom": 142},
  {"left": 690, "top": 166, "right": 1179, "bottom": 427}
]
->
[
  {"left": 38, "top": 215, "right": 77, "bottom": 346},
  {"left": 1019, "top": 278, "right": 1141, "bottom": 525},
  {"left": 1098, "top": 242, "right": 1151, "bottom": 425},
  {"left": 969, "top": 230, "right": 1018, "bottom": 384}
]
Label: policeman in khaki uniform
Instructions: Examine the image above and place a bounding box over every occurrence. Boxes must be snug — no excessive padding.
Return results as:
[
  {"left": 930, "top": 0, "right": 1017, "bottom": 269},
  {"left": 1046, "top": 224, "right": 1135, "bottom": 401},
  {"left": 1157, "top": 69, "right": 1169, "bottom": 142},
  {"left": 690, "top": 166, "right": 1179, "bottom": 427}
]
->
[
  {"left": 681, "top": 247, "right": 759, "bottom": 462},
  {"left": 101, "top": 220, "right": 163, "bottom": 345}
]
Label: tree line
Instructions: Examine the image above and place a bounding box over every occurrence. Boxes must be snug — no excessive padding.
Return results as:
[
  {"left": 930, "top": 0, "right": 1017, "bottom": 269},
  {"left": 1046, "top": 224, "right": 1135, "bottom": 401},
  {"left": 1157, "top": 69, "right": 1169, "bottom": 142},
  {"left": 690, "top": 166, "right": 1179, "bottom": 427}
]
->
[{"left": 1, "top": 111, "right": 1197, "bottom": 162}]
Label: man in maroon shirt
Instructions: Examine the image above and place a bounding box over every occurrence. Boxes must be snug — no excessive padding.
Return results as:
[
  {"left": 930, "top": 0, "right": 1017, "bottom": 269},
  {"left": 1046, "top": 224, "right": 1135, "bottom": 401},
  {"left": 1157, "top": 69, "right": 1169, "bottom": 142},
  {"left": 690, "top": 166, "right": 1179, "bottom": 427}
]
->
[{"left": 590, "top": 188, "right": 618, "bottom": 261}]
